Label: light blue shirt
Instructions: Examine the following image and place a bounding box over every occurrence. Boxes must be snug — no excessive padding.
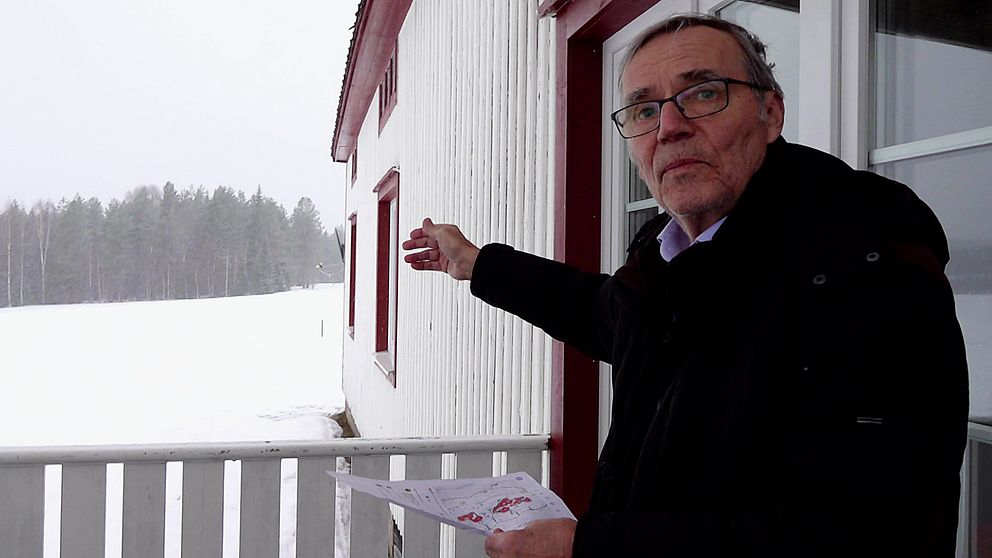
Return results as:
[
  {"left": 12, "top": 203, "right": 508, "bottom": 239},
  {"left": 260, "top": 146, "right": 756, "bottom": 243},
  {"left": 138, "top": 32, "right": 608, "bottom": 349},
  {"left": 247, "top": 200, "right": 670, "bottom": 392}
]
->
[{"left": 657, "top": 216, "right": 727, "bottom": 262}]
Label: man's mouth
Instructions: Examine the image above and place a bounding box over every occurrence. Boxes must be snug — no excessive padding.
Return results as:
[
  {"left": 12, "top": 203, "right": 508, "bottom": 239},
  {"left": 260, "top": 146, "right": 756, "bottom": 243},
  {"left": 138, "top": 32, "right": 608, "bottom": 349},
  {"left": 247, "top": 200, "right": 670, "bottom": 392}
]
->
[{"left": 662, "top": 159, "right": 705, "bottom": 174}]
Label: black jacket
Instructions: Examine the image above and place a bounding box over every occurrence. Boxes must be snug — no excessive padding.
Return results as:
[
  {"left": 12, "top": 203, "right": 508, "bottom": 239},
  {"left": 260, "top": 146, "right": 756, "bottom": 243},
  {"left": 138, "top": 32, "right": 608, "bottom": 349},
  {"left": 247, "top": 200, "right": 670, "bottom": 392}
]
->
[{"left": 470, "top": 138, "right": 969, "bottom": 557}]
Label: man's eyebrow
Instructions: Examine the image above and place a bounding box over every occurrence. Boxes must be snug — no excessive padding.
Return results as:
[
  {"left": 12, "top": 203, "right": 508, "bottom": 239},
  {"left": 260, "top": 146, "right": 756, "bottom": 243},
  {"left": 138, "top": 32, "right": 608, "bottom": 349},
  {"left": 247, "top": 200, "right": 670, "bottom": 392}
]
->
[
  {"left": 622, "top": 69, "right": 724, "bottom": 104},
  {"left": 623, "top": 88, "right": 651, "bottom": 104},
  {"left": 679, "top": 68, "right": 723, "bottom": 84}
]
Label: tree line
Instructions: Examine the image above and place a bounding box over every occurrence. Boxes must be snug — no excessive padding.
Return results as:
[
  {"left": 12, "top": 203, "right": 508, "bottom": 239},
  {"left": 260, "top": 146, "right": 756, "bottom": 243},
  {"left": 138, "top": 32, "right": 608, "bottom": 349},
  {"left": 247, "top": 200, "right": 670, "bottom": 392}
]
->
[{"left": 0, "top": 183, "right": 344, "bottom": 308}]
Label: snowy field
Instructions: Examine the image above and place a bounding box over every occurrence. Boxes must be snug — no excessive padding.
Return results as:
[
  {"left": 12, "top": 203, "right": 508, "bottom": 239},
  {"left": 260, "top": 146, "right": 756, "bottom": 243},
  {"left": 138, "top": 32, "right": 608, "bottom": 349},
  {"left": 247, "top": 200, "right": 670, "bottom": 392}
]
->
[{"left": 0, "top": 284, "right": 347, "bottom": 557}]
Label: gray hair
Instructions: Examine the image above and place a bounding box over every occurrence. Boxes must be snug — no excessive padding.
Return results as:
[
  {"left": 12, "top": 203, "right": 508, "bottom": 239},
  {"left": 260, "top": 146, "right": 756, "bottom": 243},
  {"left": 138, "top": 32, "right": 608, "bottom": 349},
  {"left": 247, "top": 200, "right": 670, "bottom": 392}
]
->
[{"left": 618, "top": 13, "right": 783, "bottom": 99}]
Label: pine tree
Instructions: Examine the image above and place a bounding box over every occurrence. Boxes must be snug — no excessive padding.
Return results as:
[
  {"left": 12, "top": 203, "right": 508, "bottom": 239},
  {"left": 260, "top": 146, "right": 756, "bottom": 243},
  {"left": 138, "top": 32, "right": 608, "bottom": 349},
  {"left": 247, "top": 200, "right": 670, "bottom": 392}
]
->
[{"left": 289, "top": 197, "right": 322, "bottom": 288}]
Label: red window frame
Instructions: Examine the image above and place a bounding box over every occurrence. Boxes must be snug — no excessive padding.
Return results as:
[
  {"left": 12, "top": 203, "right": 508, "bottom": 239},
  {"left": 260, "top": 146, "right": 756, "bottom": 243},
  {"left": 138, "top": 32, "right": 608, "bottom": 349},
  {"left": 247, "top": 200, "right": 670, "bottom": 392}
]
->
[
  {"left": 351, "top": 146, "right": 358, "bottom": 185},
  {"left": 373, "top": 168, "right": 399, "bottom": 386},
  {"left": 378, "top": 44, "right": 398, "bottom": 133},
  {"left": 347, "top": 213, "right": 358, "bottom": 337}
]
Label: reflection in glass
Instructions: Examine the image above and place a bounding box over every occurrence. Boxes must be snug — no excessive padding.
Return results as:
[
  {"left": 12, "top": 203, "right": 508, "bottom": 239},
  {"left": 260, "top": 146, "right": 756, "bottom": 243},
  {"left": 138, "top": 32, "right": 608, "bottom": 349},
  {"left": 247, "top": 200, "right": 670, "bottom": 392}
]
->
[
  {"left": 626, "top": 207, "right": 659, "bottom": 251},
  {"left": 874, "top": 0, "right": 992, "bottom": 147},
  {"left": 717, "top": 0, "right": 799, "bottom": 142},
  {"left": 624, "top": 141, "right": 651, "bottom": 203},
  {"left": 874, "top": 145, "right": 992, "bottom": 417}
]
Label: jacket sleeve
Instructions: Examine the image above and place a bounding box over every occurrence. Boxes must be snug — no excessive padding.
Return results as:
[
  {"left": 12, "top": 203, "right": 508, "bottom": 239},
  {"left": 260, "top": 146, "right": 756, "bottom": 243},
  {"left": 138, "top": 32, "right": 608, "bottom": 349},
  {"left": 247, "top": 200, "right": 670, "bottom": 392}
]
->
[
  {"left": 469, "top": 243, "right": 617, "bottom": 364},
  {"left": 573, "top": 237, "right": 969, "bottom": 557}
]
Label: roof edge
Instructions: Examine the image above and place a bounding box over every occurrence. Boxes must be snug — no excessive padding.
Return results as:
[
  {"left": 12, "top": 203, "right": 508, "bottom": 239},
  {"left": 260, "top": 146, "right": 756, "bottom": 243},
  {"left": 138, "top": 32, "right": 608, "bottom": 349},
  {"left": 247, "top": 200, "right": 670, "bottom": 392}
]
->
[{"left": 330, "top": 0, "right": 413, "bottom": 162}]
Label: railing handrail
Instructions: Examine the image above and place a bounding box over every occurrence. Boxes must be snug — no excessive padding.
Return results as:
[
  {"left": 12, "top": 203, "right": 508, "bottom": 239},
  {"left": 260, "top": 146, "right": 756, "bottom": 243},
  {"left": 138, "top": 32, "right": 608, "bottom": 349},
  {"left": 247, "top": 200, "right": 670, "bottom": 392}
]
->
[{"left": 0, "top": 434, "right": 552, "bottom": 465}]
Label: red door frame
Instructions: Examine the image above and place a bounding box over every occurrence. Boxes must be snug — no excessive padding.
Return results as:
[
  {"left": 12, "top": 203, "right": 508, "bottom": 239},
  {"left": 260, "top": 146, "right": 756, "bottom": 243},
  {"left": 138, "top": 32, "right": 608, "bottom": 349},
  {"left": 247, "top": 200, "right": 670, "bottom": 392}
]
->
[{"left": 540, "top": 0, "right": 660, "bottom": 517}]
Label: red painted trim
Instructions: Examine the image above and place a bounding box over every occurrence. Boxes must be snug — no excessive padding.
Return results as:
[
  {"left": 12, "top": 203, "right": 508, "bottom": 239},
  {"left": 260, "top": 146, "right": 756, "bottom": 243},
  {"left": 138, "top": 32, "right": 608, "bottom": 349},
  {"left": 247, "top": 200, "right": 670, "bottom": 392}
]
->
[
  {"left": 331, "top": 0, "right": 413, "bottom": 162},
  {"left": 560, "top": 0, "right": 658, "bottom": 38},
  {"left": 378, "top": 45, "right": 398, "bottom": 134},
  {"left": 547, "top": 0, "right": 660, "bottom": 518},
  {"left": 375, "top": 168, "right": 400, "bottom": 387},
  {"left": 348, "top": 212, "right": 358, "bottom": 336},
  {"left": 351, "top": 146, "right": 359, "bottom": 186}
]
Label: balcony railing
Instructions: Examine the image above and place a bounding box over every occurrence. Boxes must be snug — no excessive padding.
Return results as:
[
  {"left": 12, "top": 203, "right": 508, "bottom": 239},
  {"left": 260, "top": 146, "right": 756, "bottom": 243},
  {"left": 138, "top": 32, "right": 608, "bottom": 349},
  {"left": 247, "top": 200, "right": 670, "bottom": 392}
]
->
[{"left": 0, "top": 434, "right": 550, "bottom": 558}]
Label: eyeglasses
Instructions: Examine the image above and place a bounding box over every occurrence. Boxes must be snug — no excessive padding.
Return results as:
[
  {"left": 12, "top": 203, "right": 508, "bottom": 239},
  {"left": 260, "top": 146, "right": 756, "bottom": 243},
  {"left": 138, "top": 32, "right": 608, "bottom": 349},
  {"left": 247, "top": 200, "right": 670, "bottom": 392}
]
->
[{"left": 610, "top": 78, "right": 766, "bottom": 139}]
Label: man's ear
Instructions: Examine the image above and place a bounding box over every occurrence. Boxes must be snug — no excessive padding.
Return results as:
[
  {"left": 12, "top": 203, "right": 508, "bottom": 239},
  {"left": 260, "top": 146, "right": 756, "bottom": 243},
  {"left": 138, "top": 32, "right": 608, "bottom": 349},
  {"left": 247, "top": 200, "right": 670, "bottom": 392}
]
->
[{"left": 763, "top": 91, "right": 785, "bottom": 142}]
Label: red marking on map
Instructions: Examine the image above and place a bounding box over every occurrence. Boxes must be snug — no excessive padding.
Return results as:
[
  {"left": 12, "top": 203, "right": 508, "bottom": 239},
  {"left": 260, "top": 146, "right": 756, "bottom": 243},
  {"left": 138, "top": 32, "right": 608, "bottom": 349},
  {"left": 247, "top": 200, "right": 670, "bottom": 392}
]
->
[
  {"left": 492, "top": 496, "right": 533, "bottom": 513},
  {"left": 458, "top": 512, "right": 484, "bottom": 523}
]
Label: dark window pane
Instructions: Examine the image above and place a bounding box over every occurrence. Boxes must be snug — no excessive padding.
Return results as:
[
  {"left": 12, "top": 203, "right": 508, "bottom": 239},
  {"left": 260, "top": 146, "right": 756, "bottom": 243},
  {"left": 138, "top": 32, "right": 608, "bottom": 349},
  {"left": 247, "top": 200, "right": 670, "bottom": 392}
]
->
[
  {"left": 626, "top": 206, "right": 659, "bottom": 250},
  {"left": 623, "top": 142, "right": 651, "bottom": 203},
  {"left": 874, "top": 0, "right": 992, "bottom": 146}
]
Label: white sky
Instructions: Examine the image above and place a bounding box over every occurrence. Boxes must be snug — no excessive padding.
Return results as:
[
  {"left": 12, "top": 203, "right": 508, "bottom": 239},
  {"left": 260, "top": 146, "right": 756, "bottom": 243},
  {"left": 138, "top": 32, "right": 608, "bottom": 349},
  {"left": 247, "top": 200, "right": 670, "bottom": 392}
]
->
[{"left": 0, "top": 0, "right": 359, "bottom": 227}]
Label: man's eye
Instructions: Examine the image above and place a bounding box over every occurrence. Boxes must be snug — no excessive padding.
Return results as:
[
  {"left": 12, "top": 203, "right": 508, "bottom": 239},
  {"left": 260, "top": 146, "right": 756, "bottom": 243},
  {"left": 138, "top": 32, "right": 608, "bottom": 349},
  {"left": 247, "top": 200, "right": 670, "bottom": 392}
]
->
[
  {"left": 693, "top": 87, "right": 718, "bottom": 101},
  {"left": 634, "top": 105, "right": 658, "bottom": 121},
  {"left": 688, "top": 85, "right": 720, "bottom": 102}
]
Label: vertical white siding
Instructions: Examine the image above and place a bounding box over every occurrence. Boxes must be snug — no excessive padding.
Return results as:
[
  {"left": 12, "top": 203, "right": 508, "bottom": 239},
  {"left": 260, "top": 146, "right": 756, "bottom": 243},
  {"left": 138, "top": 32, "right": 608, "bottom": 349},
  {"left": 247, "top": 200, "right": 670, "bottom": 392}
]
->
[{"left": 341, "top": 0, "right": 557, "bottom": 443}]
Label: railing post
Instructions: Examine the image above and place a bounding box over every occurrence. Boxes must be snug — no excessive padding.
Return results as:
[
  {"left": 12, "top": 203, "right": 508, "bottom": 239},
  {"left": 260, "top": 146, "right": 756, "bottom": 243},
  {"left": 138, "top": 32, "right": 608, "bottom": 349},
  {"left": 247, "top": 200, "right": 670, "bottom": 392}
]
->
[
  {"left": 240, "top": 458, "right": 282, "bottom": 558},
  {"left": 404, "top": 454, "right": 442, "bottom": 558},
  {"left": 122, "top": 462, "right": 167, "bottom": 558},
  {"left": 0, "top": 465, "right": 45, "bottom": 558},
  {"left": 297, "top": 457, "right": 337, "bottom": 558},
  {"left": 61, "top": 463, "right": 108, "bottom": 558},
  {"left": 181, "top": 460, "right": 225, "bottom": 557},
  {"left": 454, "top": 451, "right": 492, "bottom": 558},
  {"left": 351, "top": 455, "right": 390, "bottom": 557}
]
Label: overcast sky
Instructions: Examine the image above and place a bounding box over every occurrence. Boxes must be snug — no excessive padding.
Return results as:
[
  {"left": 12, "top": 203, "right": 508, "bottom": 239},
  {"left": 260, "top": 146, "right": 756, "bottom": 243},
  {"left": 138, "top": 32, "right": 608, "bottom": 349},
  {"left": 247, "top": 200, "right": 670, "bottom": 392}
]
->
[{"left": 0, "top": 0, "right": 359, "bottom": 227}]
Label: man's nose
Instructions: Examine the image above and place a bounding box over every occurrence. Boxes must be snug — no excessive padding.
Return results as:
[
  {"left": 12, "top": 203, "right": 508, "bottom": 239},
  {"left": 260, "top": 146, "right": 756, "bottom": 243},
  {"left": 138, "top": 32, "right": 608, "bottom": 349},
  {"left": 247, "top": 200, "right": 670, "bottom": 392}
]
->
[{"left": 655, "top": 100, "right": 693, "bottom": 143}]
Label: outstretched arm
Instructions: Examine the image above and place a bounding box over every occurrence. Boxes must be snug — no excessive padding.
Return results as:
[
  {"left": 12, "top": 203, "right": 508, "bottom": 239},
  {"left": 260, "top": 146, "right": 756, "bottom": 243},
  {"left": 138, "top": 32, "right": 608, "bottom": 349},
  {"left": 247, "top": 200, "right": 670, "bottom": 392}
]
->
[{"left": 402, "top": 217, "right": 479, "bottom": 280}]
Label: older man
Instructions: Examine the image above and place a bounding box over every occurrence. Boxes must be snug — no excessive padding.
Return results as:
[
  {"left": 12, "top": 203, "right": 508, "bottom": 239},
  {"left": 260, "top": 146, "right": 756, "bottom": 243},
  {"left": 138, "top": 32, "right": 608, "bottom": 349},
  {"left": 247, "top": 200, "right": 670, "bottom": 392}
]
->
[{"left": 403, "top": 15, "right": 968, "bottom": 558}]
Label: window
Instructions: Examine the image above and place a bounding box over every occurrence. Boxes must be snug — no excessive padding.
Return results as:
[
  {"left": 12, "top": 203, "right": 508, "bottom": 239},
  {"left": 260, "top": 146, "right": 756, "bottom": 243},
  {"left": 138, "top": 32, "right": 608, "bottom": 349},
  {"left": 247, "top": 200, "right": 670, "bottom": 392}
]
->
[
  {"left": 378, "top": 44, "right": 398, "bottom": 132},
  {"left": 715, "top": 0, "right": 800, "bottom": 141},
  {"left": 347, "top": 213, "right": 357, "bottom": 337},
  {"left": 871, "top": 0, "right": 992, "bottom": 420},
  {"left": 373, "top": 168, "right": 399, "bottom": 384},
  {"left": 351, "top": 146, "right": 358, "bottom": 185}
]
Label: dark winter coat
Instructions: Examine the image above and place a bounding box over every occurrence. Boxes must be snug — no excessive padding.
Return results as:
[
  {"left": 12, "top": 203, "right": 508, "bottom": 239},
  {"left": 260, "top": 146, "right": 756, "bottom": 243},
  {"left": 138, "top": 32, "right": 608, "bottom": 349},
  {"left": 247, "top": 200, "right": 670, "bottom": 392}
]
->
[{"left": 470, "top": 138, "right": 969, "bottom": 557}]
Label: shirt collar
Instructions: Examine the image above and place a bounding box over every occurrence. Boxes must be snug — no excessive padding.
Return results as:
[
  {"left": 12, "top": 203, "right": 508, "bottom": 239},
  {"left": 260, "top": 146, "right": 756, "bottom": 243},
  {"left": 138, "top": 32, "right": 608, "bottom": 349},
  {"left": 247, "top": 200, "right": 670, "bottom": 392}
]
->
[{"left": 657, "top": 215, "right": 727, "bottom": 262}]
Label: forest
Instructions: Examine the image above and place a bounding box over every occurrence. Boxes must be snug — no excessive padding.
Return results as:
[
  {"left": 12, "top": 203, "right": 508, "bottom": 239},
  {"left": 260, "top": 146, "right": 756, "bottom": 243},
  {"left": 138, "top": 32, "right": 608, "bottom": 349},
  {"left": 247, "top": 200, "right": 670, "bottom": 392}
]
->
[{"left": 0, "top": 183, "right": 343, "bottom": 308}]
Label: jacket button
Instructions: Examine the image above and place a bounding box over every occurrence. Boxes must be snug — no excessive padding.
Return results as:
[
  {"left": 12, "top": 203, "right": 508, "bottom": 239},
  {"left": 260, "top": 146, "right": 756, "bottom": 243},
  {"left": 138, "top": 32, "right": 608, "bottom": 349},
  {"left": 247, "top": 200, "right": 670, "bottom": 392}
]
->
[
  {"left": 598, "top": 461, "right": 615, "bottom": 480},
  {"left": 866, "top": 251, "right": 880, "bottom": 262},
  {"left": 812, "top": 274, "right": 827, "bottom": 285}
]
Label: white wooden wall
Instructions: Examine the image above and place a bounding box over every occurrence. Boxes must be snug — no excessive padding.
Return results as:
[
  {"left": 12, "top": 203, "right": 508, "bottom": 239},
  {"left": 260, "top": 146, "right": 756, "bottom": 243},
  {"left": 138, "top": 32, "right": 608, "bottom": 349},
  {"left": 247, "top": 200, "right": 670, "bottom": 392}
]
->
[{"left": 342, "top": 0, "right": 557, "bottom": 444}]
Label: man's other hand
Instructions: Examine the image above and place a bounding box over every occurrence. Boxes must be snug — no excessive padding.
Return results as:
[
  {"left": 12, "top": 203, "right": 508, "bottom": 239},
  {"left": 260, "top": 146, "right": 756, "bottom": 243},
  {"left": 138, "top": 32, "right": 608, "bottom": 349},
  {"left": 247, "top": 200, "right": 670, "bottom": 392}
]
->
[
  {"left": 484, "top": 519, "right": 576, "bottom": 558},
  {"left": 402, "top": 218, "right": 480, "bottom": 280}
]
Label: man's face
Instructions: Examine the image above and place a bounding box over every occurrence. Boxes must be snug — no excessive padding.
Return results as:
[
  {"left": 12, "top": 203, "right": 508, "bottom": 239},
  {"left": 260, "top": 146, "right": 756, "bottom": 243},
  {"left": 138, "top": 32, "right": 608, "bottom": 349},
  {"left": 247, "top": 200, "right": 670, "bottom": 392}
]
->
[{"left": 621, "top": 26, "right": 784, "bottom": 232}]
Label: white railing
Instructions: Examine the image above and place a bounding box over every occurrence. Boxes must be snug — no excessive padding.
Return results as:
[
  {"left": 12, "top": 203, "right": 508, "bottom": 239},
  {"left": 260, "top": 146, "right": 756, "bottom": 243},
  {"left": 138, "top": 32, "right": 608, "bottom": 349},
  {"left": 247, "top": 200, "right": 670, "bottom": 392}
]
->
[{"left": 0, "top": 435, "right": 550, "bottom": 558}]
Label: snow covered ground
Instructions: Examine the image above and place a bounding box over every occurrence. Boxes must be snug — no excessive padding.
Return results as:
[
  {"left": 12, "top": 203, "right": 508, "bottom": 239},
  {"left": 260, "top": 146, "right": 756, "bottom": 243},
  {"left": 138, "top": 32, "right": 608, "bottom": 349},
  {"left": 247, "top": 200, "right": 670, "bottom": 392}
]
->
[{"left": 0, "top": 284, "right": 347, "bottom": 557}]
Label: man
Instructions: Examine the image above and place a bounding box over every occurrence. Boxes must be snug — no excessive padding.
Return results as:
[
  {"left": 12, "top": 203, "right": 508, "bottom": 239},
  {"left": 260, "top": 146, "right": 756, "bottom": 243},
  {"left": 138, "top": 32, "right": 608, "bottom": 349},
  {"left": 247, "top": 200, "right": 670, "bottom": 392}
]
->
[{"left": 403, "top": 15, "right": 968, "bottom": 557}]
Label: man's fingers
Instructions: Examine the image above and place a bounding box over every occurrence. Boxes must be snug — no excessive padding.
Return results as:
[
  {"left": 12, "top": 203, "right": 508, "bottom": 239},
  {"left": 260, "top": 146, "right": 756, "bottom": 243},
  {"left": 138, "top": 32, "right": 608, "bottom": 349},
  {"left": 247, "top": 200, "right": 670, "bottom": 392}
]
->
[
  {"left": 410, "top": 260, "right": 445, "bottom": 272},
  {"left": 402, "top": 236, "right": 438, "bottom": 251},
  {"left": 404, "top": 249, "right": 440, "bottom": 263},
  {"left": 485, "top": 531, "right": 507, "bottom": 556}
]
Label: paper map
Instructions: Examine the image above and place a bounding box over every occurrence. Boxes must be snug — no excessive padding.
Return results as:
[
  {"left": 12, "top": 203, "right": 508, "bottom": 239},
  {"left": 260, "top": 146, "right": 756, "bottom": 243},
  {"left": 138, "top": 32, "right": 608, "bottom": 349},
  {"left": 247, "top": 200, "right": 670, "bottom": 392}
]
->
[{"left": 326, "top": 470, "right": 575, "bottom": 535}]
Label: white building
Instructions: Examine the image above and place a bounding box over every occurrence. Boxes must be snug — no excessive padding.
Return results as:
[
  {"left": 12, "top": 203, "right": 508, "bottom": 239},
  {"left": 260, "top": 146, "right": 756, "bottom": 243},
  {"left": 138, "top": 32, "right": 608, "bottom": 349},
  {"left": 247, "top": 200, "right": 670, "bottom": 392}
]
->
[{"left": 332, "top": 0, "right": 992, "bottom": 552}]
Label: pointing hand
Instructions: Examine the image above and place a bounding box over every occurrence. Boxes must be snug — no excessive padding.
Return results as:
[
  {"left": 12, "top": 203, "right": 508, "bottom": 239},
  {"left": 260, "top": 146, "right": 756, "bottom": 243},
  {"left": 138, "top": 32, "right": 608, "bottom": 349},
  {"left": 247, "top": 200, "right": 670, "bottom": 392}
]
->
[{"left": 402, "top": 218, "right": 480, "bottom": 281}]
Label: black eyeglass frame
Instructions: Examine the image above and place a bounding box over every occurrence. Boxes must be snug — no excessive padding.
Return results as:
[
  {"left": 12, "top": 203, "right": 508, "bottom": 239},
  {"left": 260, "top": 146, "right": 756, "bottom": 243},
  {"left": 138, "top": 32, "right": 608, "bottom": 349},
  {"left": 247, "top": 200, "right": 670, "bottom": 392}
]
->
[{"left": 610, "top": 77, "right": 767, "bottom": 139}]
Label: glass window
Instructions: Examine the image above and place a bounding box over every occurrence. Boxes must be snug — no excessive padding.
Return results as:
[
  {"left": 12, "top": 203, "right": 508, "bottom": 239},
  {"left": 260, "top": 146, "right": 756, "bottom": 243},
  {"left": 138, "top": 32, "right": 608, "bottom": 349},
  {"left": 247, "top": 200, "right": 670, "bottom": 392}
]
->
[
  {"left": 626, "top": 146, "right": 651, "bottom": 204},
  {"left": 874, "top": 145, "right": 992, "bottom": 418},
  {"left": 873, "top": 0, "right": 992, "bottom": 423},
  {"left": 717, "top": 0, "right": 800, "bottom": 142},
  {"left": 874, "top": 0, "right": 992, "bottom": 147},
  {"left": 627, "top": 207, "right": 659, "bottom": 249},
  {"left": 622, "top": 141, "right": 658, "bottom": 248}
]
